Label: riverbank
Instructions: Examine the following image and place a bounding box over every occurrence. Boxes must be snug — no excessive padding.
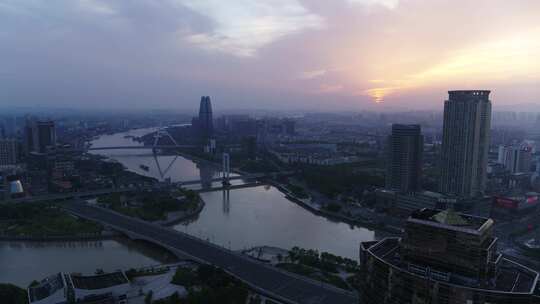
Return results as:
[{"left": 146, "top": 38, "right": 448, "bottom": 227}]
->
[
  {"left": 272, "top": 182, "right": 402, "bottom": 235},
  {"left": 96, "top": 189, "right": 203, "bottom": 223},
  {"left": 0, "top": 230, "right": 119, "bottom": 242},
  {"left": 153, "top": 198, "right": 205, "bottom": 226},
  {"left": 241, "top": 245, "right": 358, "bottom": 291},
  {"left": 0, "top": 203, "right": 104, "bottom": 239}
]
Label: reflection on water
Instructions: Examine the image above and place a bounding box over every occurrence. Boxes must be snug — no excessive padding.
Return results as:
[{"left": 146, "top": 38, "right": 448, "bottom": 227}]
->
[
  {"left": 174, "top": 186, "right": 375, "bottom": 260},
  {"left": 199, "top": 163, "right": 216, "bottom": 189},
  {"left": 93, "top": 129, "right": 377, "bottom": 260},
  {"left": 222, "top": 189, "right": 230, "bottom": 214},
  {"left": 0, "top": 238, "right": 177, "bottom": 288}
]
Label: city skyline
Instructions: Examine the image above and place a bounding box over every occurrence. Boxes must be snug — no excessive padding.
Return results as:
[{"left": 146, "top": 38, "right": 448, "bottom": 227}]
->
[
  {"left": 2, "top": 2, "right": 540, "bottom": 302},
  {"left": 1, "top": 0, "right": 539, "bottom": 111}
]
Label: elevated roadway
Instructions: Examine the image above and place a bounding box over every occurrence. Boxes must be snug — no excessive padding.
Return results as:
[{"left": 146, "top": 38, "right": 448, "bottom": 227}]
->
[{"left": 65, "top": 202, "right": 358, "bottom": 304}]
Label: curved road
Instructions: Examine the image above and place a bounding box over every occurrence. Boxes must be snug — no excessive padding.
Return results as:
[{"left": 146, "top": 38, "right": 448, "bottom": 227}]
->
[{"left": 65, "top": 202, "right": 358, "bottom": 304}]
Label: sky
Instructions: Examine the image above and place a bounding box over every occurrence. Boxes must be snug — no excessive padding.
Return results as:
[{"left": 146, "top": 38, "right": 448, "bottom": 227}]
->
[{"left": 0, "top": 0, "right": 539, "bottom": 111}]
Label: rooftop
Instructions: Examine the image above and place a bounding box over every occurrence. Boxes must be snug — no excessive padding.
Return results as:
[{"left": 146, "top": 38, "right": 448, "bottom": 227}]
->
[
  {"left": 28, "top": 273, "right": 65, "bottom": 302},
  {"left": 409, "top": 208, "right": 490, "bottom": 231},
  {"left": 448, "top": 90, "right": 491, "bottom": 97},
  {"left": 431, "top": 209, "right": 470, "bottom": 226},
  {"left": 70, "top": 271, "right": 129, "bottom": 290},
  {"left": 364, "top": 238, "right": 539, "bottom": 294}
]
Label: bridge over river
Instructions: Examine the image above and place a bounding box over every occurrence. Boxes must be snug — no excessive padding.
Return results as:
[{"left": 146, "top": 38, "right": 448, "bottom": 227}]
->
[{"left": 65, "top": 202, "right": 358, "bottom": 304}]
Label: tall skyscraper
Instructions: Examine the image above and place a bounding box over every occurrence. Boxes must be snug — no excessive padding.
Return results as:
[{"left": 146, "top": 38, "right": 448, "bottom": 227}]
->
[
  {"left": 386, "top": 124, "right": 423, "bottom": 193},
  {"left": 360, "top": 208, "right": 540, "bottom": 303},
  {"left": 24, "top": 118, "right": 56, "bottom": 154},
  {"left": 33, "top": 120, "right": 56, "bottom": 153},
  {"left": 23, "top": 117, "right": 35, "bottom": 156},
  {"left": 198, "top": 96, "right": 213, "bottom": 138},
  {"left": 439, "top": 90, "right": 492, "bottom": 198},
  {"left": 0, "top": 139, "right": 17, "bottom": 166}
]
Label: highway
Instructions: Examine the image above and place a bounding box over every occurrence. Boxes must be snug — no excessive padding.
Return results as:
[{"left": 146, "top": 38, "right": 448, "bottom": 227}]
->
[
  {"left": 65, "top": 202, "right": 358, "bottom": 304},
  {"left": 2, "top": 187, "right": 142, "bottom": 204}
]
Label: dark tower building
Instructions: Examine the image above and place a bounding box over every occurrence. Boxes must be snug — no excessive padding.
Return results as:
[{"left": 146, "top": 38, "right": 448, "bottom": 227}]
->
[
  {"left": 33, "top": 120, "right": 56, "bottom": 153},
  {"left": 198, "top": 96, "right": 213, "bottom": 138},
  {"left": 24, "top": 118, "right": 56, "bottom": 155},
  {"left": 360, "top": 209, "right": 540, "bottom": 303},
  {"left": 386, "top": 124, "right": 423, "bottom": 193},
  {"left": 439, "top": 90, "right": 491, "bottom": 198}
]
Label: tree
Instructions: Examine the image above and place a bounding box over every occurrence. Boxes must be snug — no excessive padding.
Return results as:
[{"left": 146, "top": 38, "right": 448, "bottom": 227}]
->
[
  {"left": 28, "top": 280, "right": 39, "bottom": 288},
  {"left": 145, "top": 290, "right": 153, "bottom": 304},
  {"left": 171, "top": 267, "right": 198, "bottom": 287},
  {"left": 0, "top": 284, "right": 27, "bottom": 304}
]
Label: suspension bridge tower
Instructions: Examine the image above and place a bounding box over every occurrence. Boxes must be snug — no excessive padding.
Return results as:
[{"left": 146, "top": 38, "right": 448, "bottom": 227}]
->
[{"left": 222, "top": 152, "right": 231, "bottom": 186}]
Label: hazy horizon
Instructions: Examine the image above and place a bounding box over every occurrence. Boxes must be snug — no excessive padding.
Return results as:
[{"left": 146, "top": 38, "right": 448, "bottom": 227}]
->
[{"left": 1, "top": 0, "right": 539, "bottom": 111}]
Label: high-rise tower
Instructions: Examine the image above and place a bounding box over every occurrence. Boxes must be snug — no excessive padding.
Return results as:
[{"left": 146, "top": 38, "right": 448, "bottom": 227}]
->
[
  {"left": 386, "top": 124, "right": 423, "bottom": 193},
  {"left": 198, "top": 96, "right": 213, "bottom": 138},
  {"left": 439, "top": 90, "right": 491, "bottom": 198},
  {"left": 23, "top": 118, "right": 56, "bottom": 154}
]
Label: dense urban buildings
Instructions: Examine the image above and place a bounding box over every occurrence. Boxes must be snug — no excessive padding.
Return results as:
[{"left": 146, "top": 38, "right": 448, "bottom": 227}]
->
[
  {"left": 0, "top": 91, "right": 538, "bottom": 304},
  {"left": 360, "top": 208, "right": 540, "bottom": 303},
  {"left": 385, "top": 124, "right": 423, "bottom": 193},
  {"left": 2, "top": 1, "right": 540, "bottom": 303},
  {"left": 28, "top": 271, "right": 130, "bottom": 304},
  {"left": 439, "top": 90, "right": 492, "bottom": 198}
]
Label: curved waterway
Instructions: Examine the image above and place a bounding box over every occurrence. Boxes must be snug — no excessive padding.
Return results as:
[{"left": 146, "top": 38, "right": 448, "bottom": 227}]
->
[
  {"left": 92, "top": 128, "right": 376, "bottom": 260},
  {"left": 1, "top": 128, "right": 377, "bottom": 287}
]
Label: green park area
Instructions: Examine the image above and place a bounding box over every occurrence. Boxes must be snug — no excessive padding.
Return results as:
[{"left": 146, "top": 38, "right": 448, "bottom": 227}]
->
[
  {"left": 0, "top": 284, "right": 27, "bottom": 304},
  {"left": 97, "top": 189, "right": 201, "bottom": 222},
  {"left": 147, "top": 265, "right": 248, "bottom": 304},
  {"left": 276, "top": 247, "right": 360, "bottom": 290},
  {"left": 285, "top": 183, "right": 309, "bottom": 199},
  {"left": 0, "top": 203, "right": 102, "bottom": 237},
  {"left": 299, "top": 163, "right": 384, "bottom": 199}
]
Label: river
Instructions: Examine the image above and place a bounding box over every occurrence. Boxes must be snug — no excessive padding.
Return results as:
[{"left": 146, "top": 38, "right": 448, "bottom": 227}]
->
[
  {"left": 1, "top": 128, "right": 376, "bottom": 287},
  {"left": 91, "top": 128, "right": 376, "bottom": 259},
  {"left": 0, "top": 239, "right": 177, "bottom": 288}
]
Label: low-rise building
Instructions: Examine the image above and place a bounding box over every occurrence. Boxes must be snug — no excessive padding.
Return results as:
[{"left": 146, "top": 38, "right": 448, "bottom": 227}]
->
[
  {"left": 375, "top": 189, "right": 493, "bottom": 217},
  {"left": 70, "top": 272, "right": 130, "bottom": 303},
  {"left": 375, "top": 189, "right": 447, "bottom": 216},
  {"left": 270, "top": 143, "right": 360, "bottom": 166},
  {"left": 27, "top": 273, "right": 67, "bottom": 304},
  {"left": 492, "top": 192, "right": 539, "bottom": 219},
  {"left": 28, "top": 271, "right": 130, "bottom": 304}
]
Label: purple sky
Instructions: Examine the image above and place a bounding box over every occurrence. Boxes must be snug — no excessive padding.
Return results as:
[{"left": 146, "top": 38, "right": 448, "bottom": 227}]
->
[{"left": 1, "top": 0, "right": 539, "bottom": 111}]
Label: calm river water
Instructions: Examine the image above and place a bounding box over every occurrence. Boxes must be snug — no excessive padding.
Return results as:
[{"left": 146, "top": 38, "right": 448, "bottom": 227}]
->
[
  {"left": 92, "top": 128, "right": 376, "bottom": 259},
  {"left": 0, "top": 239, "right": 176, "bottom": 287}
]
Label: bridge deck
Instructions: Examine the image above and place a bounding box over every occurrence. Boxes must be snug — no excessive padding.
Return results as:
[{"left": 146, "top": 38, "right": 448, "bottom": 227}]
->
[
  {"left": 65, "top": 202, "right": 358, "bottom": 304},
  {"left": 88, "top": 145, "right": 196, "bottom": 150}
]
